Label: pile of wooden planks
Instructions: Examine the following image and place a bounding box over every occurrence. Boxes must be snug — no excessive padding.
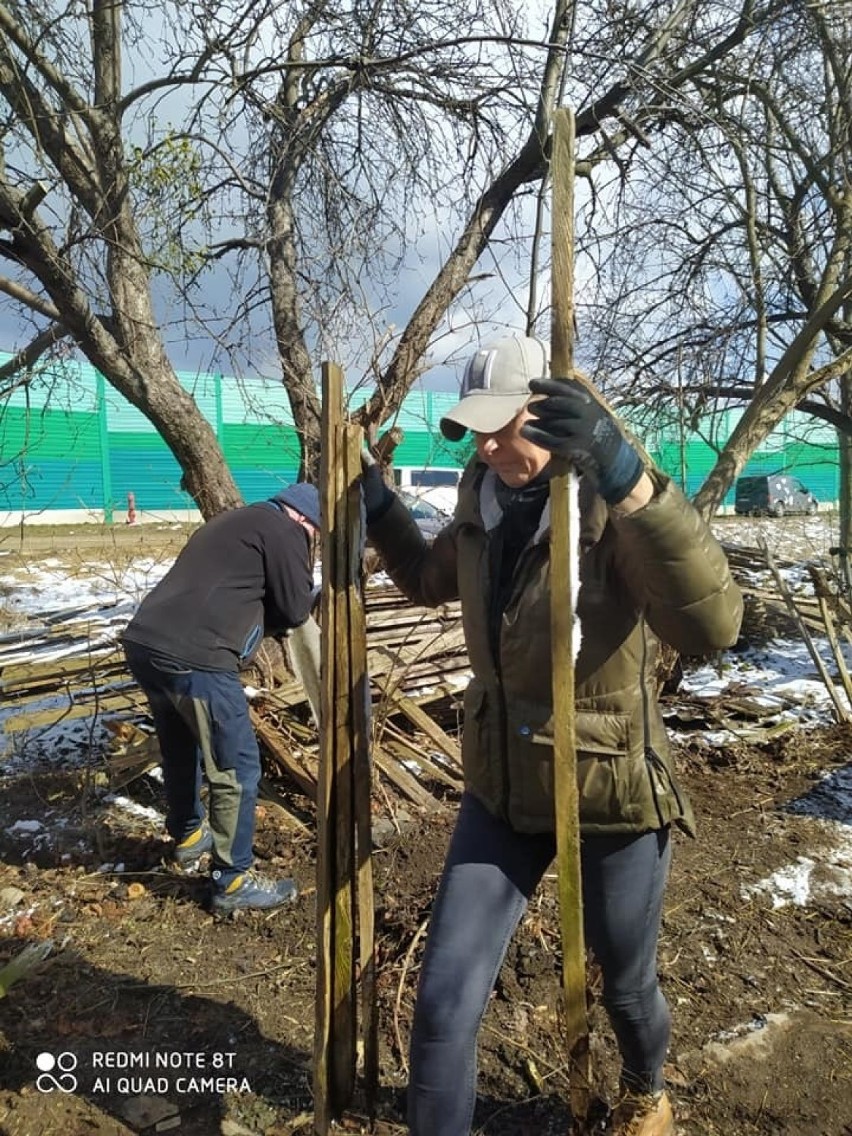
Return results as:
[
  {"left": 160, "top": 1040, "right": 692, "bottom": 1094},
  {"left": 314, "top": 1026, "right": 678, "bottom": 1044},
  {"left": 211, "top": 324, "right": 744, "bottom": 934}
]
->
[
  {"left": 675, "top": 541, "right": 852, "bottom": 730},
  {"left": 723, "top": 542, "right": 852, "bottom": 641}
]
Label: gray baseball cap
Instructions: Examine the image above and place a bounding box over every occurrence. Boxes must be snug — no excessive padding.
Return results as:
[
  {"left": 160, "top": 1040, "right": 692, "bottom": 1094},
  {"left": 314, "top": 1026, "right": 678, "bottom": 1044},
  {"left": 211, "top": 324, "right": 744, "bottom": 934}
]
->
[{"left": 440, "top": 335, "right": 550, "bottom": 441}]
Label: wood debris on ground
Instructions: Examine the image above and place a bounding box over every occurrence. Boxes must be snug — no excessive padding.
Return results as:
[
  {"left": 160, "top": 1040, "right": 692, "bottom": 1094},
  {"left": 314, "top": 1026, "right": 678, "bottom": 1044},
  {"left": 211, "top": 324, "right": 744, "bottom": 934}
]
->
[
  {"left": 662, "top": 541, "right": 852, "bottom": 737},
  {"left": 4, "top": 540, "right": 852, "bottom": 801},
  {"left": 0, "top": 582, "right": 467, "bottom": 817},
  {"left": 723, "top": 542, "right": 852, "bottom": 638}
]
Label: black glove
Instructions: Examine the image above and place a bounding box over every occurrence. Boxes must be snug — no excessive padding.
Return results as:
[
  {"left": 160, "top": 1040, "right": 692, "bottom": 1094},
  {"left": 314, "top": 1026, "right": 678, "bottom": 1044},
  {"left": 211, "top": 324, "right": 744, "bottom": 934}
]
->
[
  {"left": 361, "top": 451, "right": 396, "bottom": 522},
  {"left": 521, "top": 377, "right": 644, "bottom": 505}
]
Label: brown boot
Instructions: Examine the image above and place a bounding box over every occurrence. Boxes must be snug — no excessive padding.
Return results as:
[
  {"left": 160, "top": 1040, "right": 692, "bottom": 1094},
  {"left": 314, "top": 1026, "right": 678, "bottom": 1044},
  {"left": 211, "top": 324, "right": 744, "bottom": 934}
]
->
[{"left": 610, "top": 1089, "right": 674, "bottom": 1136}]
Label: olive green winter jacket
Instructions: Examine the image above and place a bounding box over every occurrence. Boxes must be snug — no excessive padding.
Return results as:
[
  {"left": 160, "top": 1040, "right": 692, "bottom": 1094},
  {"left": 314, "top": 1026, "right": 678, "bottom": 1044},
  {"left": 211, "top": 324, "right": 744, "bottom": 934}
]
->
[{"left": 368, "top": 462, "right": 743, "bottom": 836}]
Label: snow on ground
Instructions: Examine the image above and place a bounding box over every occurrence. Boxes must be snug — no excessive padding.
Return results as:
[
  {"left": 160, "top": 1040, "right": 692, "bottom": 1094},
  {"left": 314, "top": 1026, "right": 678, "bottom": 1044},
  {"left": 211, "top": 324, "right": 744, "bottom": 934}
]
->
[
  {"left": 0, "top": 554, "right": 170, "bottom": 616},
  {"left": 1, "top": 521, "right": 850, "bottom": 914},
  {"left": 679, "top": 637, "right": 850, "bottom": 733}
]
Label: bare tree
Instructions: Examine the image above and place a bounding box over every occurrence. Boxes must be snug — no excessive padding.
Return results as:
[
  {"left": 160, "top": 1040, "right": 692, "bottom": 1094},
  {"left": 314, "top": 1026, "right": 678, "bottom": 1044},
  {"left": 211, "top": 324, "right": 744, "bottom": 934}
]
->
[
  {"left": 229, "top": 0, "right": 785, "bottom": 475},
  {"left": 0, "top": 0, "right": 787, "bottom": 505},
  {"left": 0, "top": 1, "right": 244, "bottom": 516},
  {"left": 576, "top": 1, "right": 851, "bottom": 517}
]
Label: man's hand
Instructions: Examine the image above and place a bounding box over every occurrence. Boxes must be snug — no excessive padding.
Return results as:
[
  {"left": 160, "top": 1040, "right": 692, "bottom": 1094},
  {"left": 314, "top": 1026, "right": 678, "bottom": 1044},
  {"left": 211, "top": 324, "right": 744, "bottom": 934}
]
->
[
  {"left": 521, "top": 377, "right": 644, "bottom": 506},
  {"left": 361, "top": 448, "right": 396, "bottom": 522}
]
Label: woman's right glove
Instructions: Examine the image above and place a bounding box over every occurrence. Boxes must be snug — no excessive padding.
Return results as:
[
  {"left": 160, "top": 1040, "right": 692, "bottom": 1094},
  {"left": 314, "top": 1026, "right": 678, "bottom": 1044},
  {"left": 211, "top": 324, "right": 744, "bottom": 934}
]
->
[
  {"left": 521, "top": 377, "right": 644, "bottom": 505},
  {"left": 361, "top": 449, "right": 396, "bottom": 522}
]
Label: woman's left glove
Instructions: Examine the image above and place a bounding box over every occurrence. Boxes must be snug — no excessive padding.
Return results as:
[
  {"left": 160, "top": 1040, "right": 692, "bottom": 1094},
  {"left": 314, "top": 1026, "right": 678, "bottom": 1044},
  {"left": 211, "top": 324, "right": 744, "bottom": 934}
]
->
[
  {"left": 361, "top": 449, "right": 396, "bottom": 522},
  {"left": 521, "top": 377, "right": 644, "bottom": 505}
]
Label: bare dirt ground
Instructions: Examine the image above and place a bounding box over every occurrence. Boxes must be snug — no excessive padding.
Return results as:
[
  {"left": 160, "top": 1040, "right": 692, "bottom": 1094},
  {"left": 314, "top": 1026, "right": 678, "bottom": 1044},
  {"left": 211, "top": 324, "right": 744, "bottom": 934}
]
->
[{"left": 0, "top": 517, "right": 851, "bottom": 1136}]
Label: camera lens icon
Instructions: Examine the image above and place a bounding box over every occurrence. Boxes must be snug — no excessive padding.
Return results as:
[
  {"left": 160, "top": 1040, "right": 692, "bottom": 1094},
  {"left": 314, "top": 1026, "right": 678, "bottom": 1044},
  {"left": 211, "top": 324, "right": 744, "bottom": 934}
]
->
[{"left": 36, "top": 1052, "right": 78, "bottom": 1093}]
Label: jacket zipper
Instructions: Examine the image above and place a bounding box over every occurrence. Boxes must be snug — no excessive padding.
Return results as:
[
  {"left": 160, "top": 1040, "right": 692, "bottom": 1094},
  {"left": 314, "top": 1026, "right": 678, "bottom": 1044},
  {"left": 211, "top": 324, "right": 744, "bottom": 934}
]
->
[
  {"left": 476, "top": 516, "right": 512, "bottom": 822},
  {"left": 494, "top": 572, "right": 510, "bottom": 823},
  {"left": 640, "top": 620, "right": 687, "bottom": 822},
  {"left": 496, "top": 539, "right": 543, "bottom": 820}
]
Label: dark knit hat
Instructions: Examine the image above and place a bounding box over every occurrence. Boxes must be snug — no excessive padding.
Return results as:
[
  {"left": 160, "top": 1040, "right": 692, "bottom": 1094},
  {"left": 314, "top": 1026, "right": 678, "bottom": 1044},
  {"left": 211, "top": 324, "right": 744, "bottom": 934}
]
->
[{"left": 270, "top": 482, "right": 321, "bottom": 530}]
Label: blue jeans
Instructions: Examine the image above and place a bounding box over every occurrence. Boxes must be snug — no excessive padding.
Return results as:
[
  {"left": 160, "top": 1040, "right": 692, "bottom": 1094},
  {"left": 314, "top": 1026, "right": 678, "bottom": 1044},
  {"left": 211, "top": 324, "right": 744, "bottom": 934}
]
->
[
  {"left": 123, "top": 642, "right": 261, "bottom": 888},
  {"left": 408, "top": 792, "right": 672, "bottom": 1135}
]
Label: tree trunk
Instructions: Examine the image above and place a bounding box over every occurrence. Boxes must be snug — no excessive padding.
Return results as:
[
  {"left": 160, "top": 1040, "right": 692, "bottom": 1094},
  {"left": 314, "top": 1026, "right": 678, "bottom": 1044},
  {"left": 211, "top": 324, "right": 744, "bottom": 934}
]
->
[
  {"left": 0, "top": 3, "right": 243, "bottom": 521},
  {"left": 840, "top": 294, "right": 852, "bottom": 582},
  {"left": 694, "top": 272, "right": 852, "bottom": 518}
]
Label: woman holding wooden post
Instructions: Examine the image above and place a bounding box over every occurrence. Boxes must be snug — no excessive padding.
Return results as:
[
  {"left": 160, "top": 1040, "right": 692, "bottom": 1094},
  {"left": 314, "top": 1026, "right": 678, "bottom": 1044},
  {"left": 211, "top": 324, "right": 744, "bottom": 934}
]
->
[{"left": 362, "top": 334, "right": 742, "bottom": 1135}]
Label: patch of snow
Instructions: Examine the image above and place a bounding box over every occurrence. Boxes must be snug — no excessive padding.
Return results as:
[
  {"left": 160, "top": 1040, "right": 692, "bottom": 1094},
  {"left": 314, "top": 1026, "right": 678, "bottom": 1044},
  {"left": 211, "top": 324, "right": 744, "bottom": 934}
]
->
[
  {"left": 0, "top": 903, "right": 38, "bottom": 931},
  {"left": 745, "top": 856, "right": 815, "bottom": 908},
  {"left": 0, "top": 716, "right": 113, "bottom": 773},
  {"left": 743, "top": 823, "right": 852, "bottom": 909},
  {"left": 103, "top": 795, "right": 164, "bottom": 824},
  {"left": 6, "top": 819, "right": 43, "bottom": 835},
  {"left": 704, "top": 1013, "right": 793, "bottom": 1065},
  {"left": 0, "top": 557, "right": 170, "bottom": 620}
]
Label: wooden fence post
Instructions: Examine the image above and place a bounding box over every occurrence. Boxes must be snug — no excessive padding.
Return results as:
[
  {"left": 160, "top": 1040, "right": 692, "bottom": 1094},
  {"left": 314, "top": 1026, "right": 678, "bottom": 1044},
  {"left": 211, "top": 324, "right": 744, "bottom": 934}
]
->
[
  {"left": 550, "top": 106, "right": 591, "bottom": 1131},
  {"left": 314, "top": 363, "right": 377, "bottom": 1131}
]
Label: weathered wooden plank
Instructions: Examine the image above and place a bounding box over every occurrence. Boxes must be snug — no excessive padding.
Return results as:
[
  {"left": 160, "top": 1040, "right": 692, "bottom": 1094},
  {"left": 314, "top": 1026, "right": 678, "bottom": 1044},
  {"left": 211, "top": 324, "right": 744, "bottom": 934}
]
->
[
  {"left": 4, "top": 690, "right": 143, "bottom": 731},
  {"left": 373, "top": 674, "right": 461, "bottom": 766},
  {"left": 315, "top": 362, "right": 344, "bottom": 1134},
  {"left": 372, "top": 746, "right": 448, "bottom": 812},
  {"left": 378, "top": 723, "right": 463, "bottom": 789},
  {"left": 314, "top": 368, "right": 377, "bottom": 1129},
  {"left": 346, "top": 428, "right": 378, "bottom": 1113},
  {"left": 551, "top": 106, "right": 590, "bottom": 1130},
  {"left": 251, "top": 709, "right": 318, "bottom": 801},
  {"left": 329, "top": 412, "right": 356, "bottom": 1114}
]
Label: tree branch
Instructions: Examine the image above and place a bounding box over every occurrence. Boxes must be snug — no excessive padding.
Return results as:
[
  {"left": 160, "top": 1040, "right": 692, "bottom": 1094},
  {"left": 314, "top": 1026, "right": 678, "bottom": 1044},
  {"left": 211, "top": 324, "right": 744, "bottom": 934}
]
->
[{"left": 0, "top": 323, "right": 69, "bottom": 384}]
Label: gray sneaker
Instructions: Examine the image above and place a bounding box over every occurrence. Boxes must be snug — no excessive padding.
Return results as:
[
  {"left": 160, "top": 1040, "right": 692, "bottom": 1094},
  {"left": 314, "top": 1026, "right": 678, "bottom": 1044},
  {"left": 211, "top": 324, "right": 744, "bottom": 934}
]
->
[
  {"left": 168, "top": 823, "right": 214, "bottom": 869},
  {"left": 210, "top": 871, "right": 298, "bottom": 914}
]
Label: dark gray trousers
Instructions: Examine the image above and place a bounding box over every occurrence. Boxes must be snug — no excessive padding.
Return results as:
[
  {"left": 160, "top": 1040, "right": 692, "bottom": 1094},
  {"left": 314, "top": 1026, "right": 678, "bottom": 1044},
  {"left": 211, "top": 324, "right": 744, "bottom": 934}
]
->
[
  {"left": 123, "top": 641, "right": 261, "bottom": 887},
  {"left": 408, "top": 792, "right": 672, "bottom": 1135}
]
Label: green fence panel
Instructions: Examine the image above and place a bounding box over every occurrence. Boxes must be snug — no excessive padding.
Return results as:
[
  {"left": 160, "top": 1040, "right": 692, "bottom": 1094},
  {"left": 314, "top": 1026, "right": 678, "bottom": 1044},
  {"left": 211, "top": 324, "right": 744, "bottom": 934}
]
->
[{"left": 0, "top": 354, "right": 842, "bottom": 517}]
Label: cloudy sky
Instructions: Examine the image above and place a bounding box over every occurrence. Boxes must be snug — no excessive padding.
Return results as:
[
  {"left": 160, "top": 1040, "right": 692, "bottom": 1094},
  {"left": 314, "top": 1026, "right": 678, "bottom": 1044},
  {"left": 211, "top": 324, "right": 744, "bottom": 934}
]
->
[{"left": 0, "top": 2, "right": 574, "bottom": 397}]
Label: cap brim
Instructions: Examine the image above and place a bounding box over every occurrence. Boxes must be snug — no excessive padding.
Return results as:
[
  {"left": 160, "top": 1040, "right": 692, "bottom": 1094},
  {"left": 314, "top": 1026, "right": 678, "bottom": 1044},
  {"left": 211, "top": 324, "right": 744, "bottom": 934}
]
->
[{"left": 440, "top": 392, "right": 529, "bottom": 441}]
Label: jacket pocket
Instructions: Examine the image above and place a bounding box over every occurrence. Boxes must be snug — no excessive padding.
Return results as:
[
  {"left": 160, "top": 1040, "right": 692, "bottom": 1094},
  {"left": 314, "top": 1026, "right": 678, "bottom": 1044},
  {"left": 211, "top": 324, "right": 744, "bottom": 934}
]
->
[
  {"left": 572, "top": 710, "right": 648, "bottom": 829},
  {"left": 239, "top": 623, "right": 263, "bottom": 663}
]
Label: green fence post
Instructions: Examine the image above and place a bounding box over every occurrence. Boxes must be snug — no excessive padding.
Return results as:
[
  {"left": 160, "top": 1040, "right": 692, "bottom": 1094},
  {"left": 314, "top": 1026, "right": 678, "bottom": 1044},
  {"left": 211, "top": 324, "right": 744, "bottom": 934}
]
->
[
  {"left": 215, "top": 373, "right": 224, "bottom": 441},
  {"left": 96, "top": 372, "right": 114, "bottom": 524}
]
